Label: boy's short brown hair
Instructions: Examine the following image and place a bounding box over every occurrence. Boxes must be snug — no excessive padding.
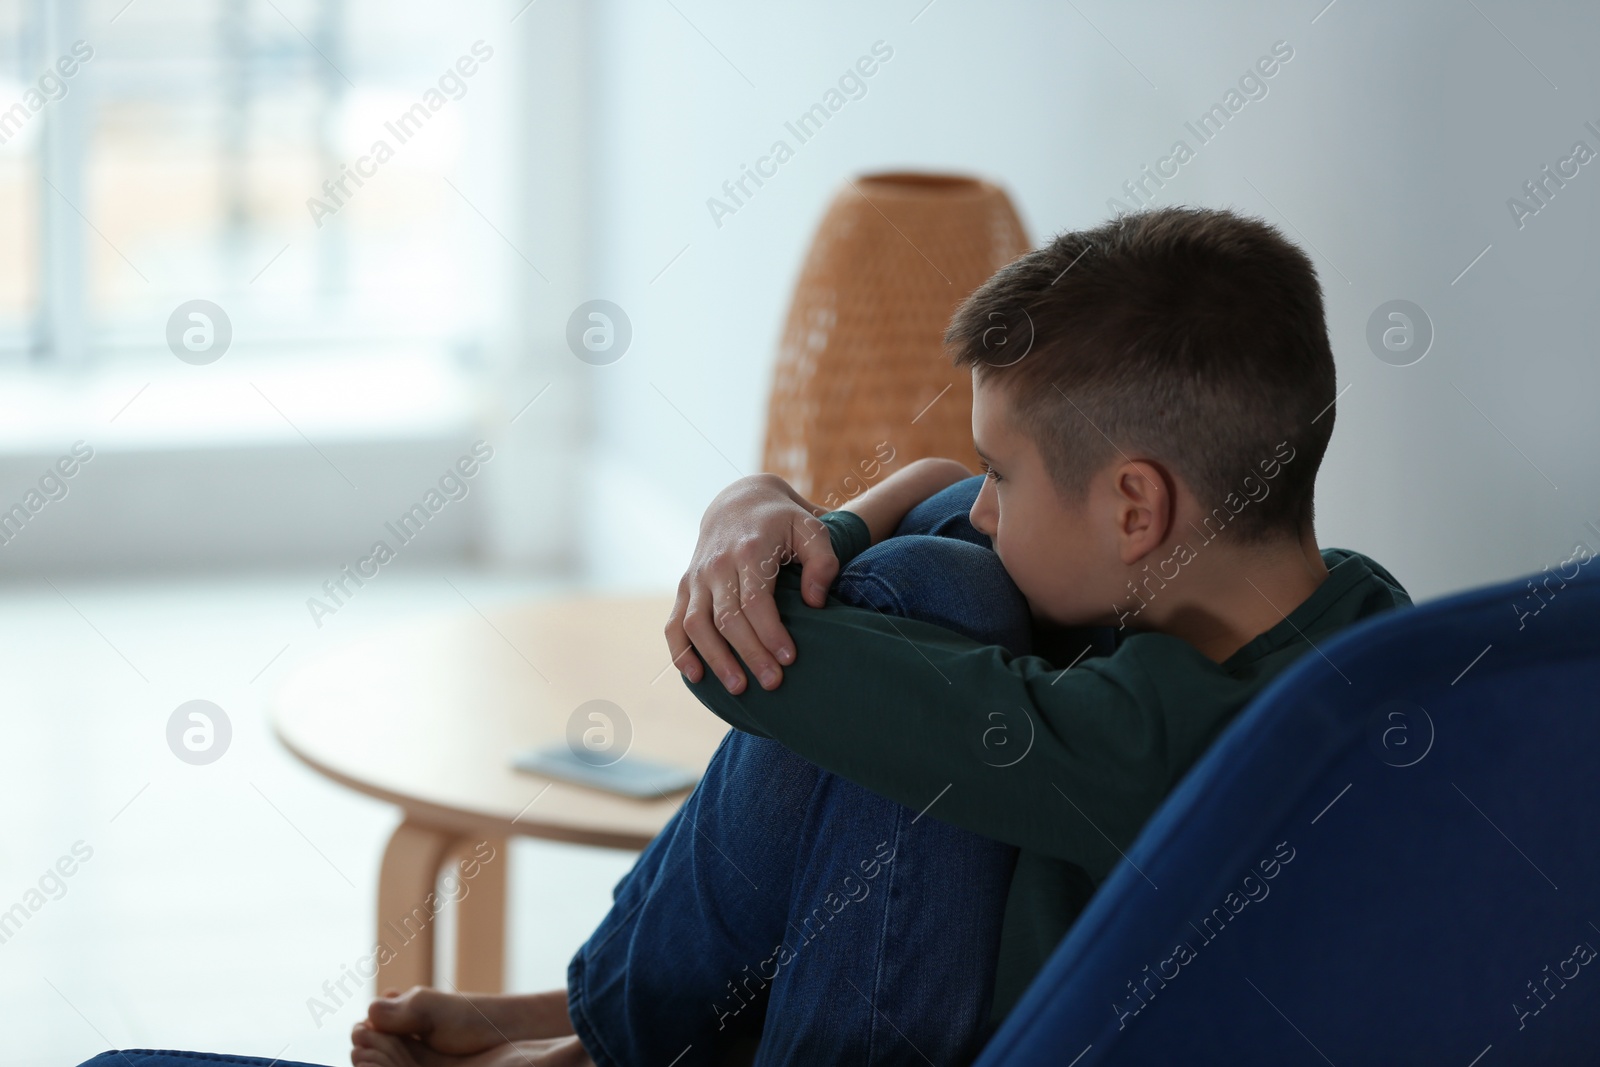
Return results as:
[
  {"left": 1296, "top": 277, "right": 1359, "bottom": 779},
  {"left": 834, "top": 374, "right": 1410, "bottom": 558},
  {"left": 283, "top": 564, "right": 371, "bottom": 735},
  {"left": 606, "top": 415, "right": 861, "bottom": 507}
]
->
[{"left": 946, "top": 205, "right": 1337, "bottom": 542}]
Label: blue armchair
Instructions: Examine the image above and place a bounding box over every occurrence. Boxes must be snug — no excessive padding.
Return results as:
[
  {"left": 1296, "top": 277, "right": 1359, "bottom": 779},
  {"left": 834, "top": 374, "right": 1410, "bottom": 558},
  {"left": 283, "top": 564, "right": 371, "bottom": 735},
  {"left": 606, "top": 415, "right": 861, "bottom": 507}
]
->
[{"left": 978, "top": 555, "right": 1600, "bottom": 1065}]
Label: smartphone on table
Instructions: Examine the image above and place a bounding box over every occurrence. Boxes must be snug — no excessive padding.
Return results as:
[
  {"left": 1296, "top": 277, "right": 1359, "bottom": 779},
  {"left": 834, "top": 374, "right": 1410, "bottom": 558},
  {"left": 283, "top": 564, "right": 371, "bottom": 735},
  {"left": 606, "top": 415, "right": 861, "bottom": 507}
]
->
[{"left": 512, "top": 745, "right": 700, "bottom": 799}]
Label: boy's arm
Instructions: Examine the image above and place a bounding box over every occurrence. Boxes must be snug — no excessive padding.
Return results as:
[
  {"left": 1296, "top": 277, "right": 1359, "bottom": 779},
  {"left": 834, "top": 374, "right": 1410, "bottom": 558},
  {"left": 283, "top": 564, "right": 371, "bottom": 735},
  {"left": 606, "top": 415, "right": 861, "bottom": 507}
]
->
[
  {"left": 836, "top": 456, "right": 973, "bottom": 544},
  {"left": 665, "top": 458, "right": 972, "bottom": 696},
  {"left": 682, "top": 545, "right": 1169, "bottom": 871}
]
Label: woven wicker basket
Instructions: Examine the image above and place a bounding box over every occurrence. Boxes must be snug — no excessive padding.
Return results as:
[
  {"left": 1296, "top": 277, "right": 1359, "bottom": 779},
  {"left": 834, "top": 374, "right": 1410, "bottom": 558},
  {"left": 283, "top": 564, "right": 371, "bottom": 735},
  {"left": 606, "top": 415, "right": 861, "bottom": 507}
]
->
[{"left": 761, "top": 172, "right": 1031, "bottom": 507}]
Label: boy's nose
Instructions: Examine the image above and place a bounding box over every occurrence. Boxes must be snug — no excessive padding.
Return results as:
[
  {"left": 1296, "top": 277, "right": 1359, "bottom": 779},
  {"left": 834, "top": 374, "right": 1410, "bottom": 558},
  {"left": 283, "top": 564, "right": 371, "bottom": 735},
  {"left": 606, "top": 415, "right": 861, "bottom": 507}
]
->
[{"left": 968, "top": 490, "right": 997, "bottom": 537}]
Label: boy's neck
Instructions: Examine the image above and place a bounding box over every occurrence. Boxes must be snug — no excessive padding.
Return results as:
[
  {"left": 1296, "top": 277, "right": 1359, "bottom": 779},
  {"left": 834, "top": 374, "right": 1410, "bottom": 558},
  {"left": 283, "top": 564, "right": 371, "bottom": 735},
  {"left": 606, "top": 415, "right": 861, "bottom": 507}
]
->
[{"left": 1139, "top": 529, "right": 1331, "bottom": 664}]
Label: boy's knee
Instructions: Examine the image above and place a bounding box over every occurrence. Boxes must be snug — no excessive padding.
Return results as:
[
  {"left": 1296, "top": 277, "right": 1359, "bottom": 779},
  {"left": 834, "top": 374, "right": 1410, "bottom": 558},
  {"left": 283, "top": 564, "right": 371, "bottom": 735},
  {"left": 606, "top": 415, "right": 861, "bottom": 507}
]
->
[
  {"left": 835, "top": 535, "right": 1031, "bottom": 653},
  {"left": 893, "top": 475, "right": 988, "bottom": 541}
]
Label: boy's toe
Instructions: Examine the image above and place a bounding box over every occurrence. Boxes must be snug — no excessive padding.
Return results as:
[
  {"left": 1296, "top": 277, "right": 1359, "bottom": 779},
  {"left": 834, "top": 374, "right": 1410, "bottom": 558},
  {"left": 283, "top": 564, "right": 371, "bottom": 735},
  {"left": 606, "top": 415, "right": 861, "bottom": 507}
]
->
[
  {"left": 351, "top": 1046, "right": 388, "bottom": 1067},
  {"left": 367, "top": 985, "right": 433, "bottom": 1034},
  {"left": 358, "top": 1030, "right": 418, "bottom": 1067}
]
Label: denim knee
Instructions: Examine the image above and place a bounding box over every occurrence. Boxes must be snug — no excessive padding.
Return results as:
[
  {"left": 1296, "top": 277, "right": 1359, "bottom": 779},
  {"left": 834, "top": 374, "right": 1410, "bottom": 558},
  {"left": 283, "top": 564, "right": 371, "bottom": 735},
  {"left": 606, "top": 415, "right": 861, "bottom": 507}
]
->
[
  {"left": 833, "top": 533, "right": 1032, "bottom": 655},
  {"left": 893, "top": 474, "right": 988, "bottom": 543}
]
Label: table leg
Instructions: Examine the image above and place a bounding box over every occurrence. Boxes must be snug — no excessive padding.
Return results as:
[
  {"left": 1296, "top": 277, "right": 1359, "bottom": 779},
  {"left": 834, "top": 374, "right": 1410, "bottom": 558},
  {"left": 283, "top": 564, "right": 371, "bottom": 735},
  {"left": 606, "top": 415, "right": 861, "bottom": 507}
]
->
[
  {"left": 449, "top": 834, "right": 507, "bottom": 993},
  {"left": 376, "top": 818, "right": 456, "bottom": 993}
]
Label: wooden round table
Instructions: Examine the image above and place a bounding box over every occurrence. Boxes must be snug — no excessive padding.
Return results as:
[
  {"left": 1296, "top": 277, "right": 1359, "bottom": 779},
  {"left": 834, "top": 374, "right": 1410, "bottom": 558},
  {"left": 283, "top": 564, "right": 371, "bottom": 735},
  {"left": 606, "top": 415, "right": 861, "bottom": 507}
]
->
[{"left": 271, "top": 595, "right": 729, "bottom": 993}]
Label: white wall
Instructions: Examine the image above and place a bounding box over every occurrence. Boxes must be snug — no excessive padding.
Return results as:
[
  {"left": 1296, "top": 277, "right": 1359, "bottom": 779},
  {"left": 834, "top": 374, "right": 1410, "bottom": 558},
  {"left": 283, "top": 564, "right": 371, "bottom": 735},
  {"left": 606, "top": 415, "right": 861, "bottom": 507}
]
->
[{"left": 577, "top": 0, "right": 1600, "bottom": 604}]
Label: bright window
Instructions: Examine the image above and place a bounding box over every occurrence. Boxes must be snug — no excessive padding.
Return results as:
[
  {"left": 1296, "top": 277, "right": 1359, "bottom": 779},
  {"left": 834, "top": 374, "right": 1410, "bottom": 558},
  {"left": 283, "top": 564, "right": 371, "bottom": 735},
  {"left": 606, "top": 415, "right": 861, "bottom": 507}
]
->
[{"left": 1, "top": 0, "right": 518, "bottom": 365}]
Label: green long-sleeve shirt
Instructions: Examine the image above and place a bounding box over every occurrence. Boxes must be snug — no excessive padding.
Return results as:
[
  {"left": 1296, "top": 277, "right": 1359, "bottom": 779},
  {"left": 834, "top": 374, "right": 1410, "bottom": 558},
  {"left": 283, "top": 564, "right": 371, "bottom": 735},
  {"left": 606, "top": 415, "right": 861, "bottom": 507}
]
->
[{"left": 685, "top": 510, "right": 1411, "bottom": 1023}]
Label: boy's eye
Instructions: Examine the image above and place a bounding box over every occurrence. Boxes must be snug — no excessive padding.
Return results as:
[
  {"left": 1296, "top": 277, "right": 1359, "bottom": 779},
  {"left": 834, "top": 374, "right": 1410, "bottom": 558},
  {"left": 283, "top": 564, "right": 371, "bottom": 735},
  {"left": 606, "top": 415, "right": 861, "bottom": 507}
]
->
[{"left": 981, "top": 463, "right": 1001, "bottom": 483}]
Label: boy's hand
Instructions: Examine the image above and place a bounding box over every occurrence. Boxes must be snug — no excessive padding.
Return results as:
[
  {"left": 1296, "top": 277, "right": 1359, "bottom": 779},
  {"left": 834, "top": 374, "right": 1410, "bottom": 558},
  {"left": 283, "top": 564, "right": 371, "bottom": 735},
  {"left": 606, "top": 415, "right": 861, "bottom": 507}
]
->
[{"left": 667, "top": 473, "right": 838, "bottom": 694}]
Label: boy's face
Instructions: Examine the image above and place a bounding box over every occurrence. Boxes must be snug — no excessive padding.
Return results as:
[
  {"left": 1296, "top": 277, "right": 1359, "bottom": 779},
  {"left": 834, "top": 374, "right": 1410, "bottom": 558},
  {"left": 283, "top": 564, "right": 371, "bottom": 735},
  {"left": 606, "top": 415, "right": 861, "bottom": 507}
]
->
[{"left": 968, "top": 373, "right": 1119, "bottom": 626}]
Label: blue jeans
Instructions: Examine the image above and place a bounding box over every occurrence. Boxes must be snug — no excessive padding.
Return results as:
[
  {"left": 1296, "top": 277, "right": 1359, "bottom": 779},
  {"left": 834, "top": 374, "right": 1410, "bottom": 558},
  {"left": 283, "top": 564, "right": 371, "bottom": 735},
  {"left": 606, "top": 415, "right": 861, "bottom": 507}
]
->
[
  {"left": 79, "top": 478, "right": 1093, "bottom": 1067},
  {"left": 567, "top": 478, "right": 1037, "bottom": 1066}
]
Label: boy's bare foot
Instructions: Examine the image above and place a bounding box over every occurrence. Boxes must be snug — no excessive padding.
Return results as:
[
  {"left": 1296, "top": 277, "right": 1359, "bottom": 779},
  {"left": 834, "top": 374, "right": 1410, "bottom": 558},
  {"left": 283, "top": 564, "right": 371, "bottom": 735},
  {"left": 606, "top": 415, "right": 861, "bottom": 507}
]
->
[
  {"left": 361, "top": 986, "right": 575, "bottom": 1054},
  {"left": 350, "top": 1026, "right": 594, "bottom": 1067}
]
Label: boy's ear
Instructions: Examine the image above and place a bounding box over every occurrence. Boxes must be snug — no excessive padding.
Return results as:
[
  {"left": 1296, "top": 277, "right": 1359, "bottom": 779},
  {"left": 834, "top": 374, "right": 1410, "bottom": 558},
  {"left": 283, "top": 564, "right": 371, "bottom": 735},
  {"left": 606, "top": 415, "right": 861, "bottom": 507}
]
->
[{"left": 1111, "top": 459, "right": 1175, "bottom": 565}]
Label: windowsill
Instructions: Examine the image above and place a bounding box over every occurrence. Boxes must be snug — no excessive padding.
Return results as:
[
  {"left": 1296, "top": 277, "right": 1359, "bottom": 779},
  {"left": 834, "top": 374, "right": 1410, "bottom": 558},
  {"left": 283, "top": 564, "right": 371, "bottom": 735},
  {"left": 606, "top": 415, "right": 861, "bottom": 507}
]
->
[{"left": 0, "top": 349, "right": 485, "bottom": 454}]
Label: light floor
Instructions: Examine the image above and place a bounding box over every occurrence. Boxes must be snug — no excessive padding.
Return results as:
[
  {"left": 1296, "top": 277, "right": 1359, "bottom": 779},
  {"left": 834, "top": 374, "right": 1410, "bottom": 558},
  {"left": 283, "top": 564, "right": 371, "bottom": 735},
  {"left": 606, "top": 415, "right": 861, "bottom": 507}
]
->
[{"left": 0, "top": 569, "right": 644, "bottom": 1067}]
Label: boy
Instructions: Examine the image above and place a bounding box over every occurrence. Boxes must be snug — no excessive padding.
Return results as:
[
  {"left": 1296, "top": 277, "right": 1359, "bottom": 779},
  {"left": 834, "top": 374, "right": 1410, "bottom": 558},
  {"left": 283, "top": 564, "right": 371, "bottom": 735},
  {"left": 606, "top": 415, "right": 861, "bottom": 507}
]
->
[{"left": 347, "top": 206, "right": 1410, "bottom": 1066}]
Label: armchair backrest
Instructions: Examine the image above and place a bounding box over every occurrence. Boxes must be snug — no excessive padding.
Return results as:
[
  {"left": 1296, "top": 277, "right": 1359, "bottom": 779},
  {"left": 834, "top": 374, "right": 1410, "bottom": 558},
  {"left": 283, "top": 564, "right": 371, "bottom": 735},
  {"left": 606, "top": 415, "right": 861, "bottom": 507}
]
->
[{"left": 978, "top": 557, "right": 1600, "bottom": 1064}]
